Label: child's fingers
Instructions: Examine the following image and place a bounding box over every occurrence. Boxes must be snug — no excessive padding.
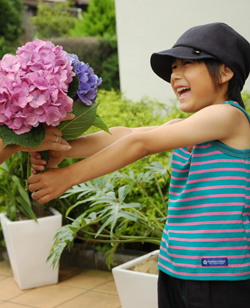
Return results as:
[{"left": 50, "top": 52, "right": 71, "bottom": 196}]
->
[
  {"left": 28, "top": 169, "right": 69, "bottom": 203},
  {"left": 31, "top": 164, "right": 45, "bottom": 172},
  {"left": 61, "top": 113, "right": 75, "bottom": 121},
  {"left": 30, "top": 152, "right": 42, "bottom": 160},
  {"left": 30, "top": 152, "right": 47, "bottom": 171}
]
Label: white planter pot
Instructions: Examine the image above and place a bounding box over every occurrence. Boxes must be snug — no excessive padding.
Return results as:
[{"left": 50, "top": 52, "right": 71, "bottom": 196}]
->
[
  {"left": 0, "top": 208, "right": 62, "bottom": 290},
  {"left": 112, "top": 250, "right": 159, "bottom": 308}
]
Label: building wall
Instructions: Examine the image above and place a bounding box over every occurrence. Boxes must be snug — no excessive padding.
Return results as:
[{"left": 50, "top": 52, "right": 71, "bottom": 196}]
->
[{"left": 115, "top": 0, "right": 250, "bottom": 104}]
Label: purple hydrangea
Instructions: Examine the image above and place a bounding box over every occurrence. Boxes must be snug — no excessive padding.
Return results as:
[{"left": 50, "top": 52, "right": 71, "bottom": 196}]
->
[{"left": 67, "top": 53, "right": 102, "bottom": 106}]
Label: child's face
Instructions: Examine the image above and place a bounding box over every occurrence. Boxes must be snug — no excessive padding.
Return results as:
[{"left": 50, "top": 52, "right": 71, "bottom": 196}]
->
[{"left": 170, "top": 58, "right": 226, "bottom": 113}]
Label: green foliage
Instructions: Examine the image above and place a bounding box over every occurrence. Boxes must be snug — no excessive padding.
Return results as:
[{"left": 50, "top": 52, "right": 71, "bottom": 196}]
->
[
  {"left": 0, "top": 151, "right": 71, "bottom": 223},
  {"left": 53, "top": 36, "right": 119, "bottom": 91},
  {"left": 31, "top": 1, "right": 77, "bottom": 40},
  {"left": 48, "top": 161, "right": 170, "bottom": 269},
  {"left": 57, "top": 102, "right": 109, "bottom": 140},
  {"left": 242, "top": 91, "right": 250, "bottom": 113},
  {"left": 0, "top": 124, "right": 45, "bottom": 149},
  {"left": 0, "top": 152, "right": 37, "bottom": 221},
  {"left": 69, "top": 0, "right": 116, "bottom": 37},
  {"left": 0, "top": 0, "right": 24, "bottom": 59}
]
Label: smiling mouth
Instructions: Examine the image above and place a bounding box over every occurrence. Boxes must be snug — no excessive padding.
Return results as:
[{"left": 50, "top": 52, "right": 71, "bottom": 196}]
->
[{"left": 176, "top": 87, "right": 190, "bottom": 99}]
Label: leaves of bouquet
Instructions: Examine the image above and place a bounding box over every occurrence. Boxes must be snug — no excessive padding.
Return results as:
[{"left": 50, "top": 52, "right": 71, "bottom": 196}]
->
[
  {"left": 57, "top": 101, "right": 109, "bottom": 140},
  {"left": 67, "top": 74, "right": 79, "bottom": 99},
  {"left": 0, "top": 124, "right": 45, "bottom": 148},
  {"left": 92, "top": 115, "right": 110, "bottom": 133}
]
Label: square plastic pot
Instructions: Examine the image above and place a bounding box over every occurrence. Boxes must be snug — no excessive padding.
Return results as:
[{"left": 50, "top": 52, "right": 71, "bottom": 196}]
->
[
  {"left": 112, "top": 249, "right": 159, "bottom": 308},
  {"left": 0, "top": 208, "right": 62, "bottom": 290}
]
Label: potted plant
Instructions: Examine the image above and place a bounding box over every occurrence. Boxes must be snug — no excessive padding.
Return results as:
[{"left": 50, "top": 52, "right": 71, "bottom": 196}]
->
[
  {"left": 0, "top": 152, "right": 63, "bottom": 290},
  {"left": 47, "top": 156, "right": 172, "bottom": 307}
]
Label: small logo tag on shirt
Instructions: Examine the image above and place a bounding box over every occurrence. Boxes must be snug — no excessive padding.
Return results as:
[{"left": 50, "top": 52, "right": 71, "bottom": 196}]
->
[{"left": 201, "top": 258, "right": 228, "bottom": 267}]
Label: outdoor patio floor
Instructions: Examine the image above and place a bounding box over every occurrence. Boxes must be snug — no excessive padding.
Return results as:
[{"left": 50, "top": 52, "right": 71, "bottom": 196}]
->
[{"left": 0, "top": 260, "right": 121, "bottom": 308}]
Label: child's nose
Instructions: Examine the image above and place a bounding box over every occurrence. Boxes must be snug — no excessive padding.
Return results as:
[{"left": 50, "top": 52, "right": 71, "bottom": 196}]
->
[{"left": 170, "top": 68, "right": 182, "bottom": 82}]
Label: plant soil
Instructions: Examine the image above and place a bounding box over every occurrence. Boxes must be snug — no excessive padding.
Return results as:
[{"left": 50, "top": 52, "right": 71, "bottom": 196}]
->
[
  {"left": 130, "top": 254, "right": 159, "bottom": 275},
  {"left": 15, "top": 209, "right": 52, "bottom": 221}
]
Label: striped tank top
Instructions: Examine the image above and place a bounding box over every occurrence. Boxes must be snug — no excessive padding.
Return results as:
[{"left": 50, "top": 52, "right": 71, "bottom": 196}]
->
[{"left": 158, "top": 101, "right": 250, "bottom": 281}]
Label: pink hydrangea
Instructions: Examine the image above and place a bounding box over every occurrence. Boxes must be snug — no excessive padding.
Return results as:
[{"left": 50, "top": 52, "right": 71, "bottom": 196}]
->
[{"left": 0, "top": 39, "right": 75, "bottom": 134}]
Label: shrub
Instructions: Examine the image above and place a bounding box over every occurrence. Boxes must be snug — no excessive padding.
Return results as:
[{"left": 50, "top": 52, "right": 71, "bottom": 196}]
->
[
  {"left": 31, "top": 1, "right": 77, "bottom": 40},
  {"left": 69, "top": 0, "right": 116, "bottom": 38},
  {"left": 0, "top": 0, "right": 24, "bottom": 59}
]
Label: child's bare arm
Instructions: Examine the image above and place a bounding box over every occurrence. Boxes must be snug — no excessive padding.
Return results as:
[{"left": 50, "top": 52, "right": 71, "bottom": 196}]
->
[
  {"left": 30, "top": 119, "right": 184, "bottom": 171},
  {"left": 28, "top": 105, "right": 240, "bottom": 204}
]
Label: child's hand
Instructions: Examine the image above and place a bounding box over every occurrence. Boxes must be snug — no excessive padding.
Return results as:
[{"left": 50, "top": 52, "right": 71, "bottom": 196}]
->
[
  {"left": 28, "top": 167, "right": 72, "bottom": 203},
  {"left": 21, "top": 113, "right": 75, "bottom": 153},
  {"left": 30, "top": 150, "right": 65, "bottom": 173}
]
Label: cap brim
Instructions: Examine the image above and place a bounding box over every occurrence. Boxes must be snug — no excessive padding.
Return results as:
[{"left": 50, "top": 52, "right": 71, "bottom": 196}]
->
[{"left": 150, "top": 46, "right": 216, "bottom": 83}]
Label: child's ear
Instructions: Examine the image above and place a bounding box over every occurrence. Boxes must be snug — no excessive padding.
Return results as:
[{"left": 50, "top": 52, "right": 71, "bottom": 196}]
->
[{"left": 219, "top": 64, "right": 234, "bottom": 84}]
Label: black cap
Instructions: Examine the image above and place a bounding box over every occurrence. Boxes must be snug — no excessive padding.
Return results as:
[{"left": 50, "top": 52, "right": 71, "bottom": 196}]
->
[{"left": 150, "top": 22, "right": 250, "bottom": 90}]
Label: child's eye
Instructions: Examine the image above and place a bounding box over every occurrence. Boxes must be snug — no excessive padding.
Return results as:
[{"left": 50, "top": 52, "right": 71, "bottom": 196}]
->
[
  {"left": 183, "top": 60, "right": 192, "bottom": 65},
  {"left": 171, "top": 64, "right": 177, "bottom": 70}
]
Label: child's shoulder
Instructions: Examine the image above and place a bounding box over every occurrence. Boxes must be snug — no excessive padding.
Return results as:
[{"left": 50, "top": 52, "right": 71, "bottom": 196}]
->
[{"left": 195, "top": 102, "right": 247, "bottom": 125}]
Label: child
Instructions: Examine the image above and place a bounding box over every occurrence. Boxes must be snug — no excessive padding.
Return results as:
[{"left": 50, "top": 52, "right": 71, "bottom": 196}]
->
[{"left": 29, "top": 23, "right": 250, "bottom": 308}]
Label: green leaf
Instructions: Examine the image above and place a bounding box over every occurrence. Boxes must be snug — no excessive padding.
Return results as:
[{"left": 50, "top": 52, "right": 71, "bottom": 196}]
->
[
  {"left": 92, "top": 115, "right": 110, "bottom": 134},
  {"left": 0, "top": 184, "right": 15, "bottom": 200},
  {"left": 0, "top": 124, "right": 45, "bottom": 148},
  {"left": 12, "top": 175, "right": 31, "bottom": 207},
  {"left": 16, "top": 197, "right": 37, "bottom": 221},
  {"left": 57, "top": 101, "right": 98, "bottom": 140},
  {"left": 38, "top": 150, "right": 50, "bottom": 171},
  {"left": 67, "top": 74, "right": 80, "bottom": 99}
]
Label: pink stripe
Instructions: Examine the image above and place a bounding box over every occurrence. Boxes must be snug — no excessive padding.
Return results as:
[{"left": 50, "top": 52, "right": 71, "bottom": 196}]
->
[
  {"left": 168, "top": 220, "right": 242, "bottom": 226},
  {"left": 168, "top": 202, "right": 244, "bottom": 210},
  {"left": 159, "top": 254, "right": 250, "bottom": 269},
  {"left": 168, "top": 211, "right": 242, "bottom": 219},
  {"left": 172, "top": 168, "right": 189, "bottom": 173},
  {"left": 170, "top": 185, "right": 247, "bottom": 196},
  {"left": 161, "top": 246, "right": 249, "bottom": 260},
  {"left": 187, "top": 176, "right": 250, "bottom": 184},
  {"left": 190, "top": 168, "right": 249, "bottom": 175},
  {"left": 170, "top": 184, "right": 186, "bottom": 188},
  {"left": 172, "top": 159, "right": 191, "bottom": 166},
  {"left": 171, "top": 176, "right": 188, "bottom": 180},
  {"left": 158, "top": 261, "right": 250, "bottom": 277},
  {"left": 174, "top": 152, "right": 188, "bottom": 160},
  {"left": 169, "top": 194, "right": 245, "bottom": 202},
  {"left": 168, "top": 236, "right": 246, "bottom": 242},
  {"left": 180, "top": 148, "right": 191, "bottom": 154},
  {"left": 160, "top": 254, "right": 200, "bottom": 268},
  {"left": 191, "top": 159, "right": 245, "bottom": 166},
  {"left": 192, "top": 151, "right": 222, "bottom": 157},
  {"left": 172, "top": 160, "right": 185, "bottom": 166},
  {"left": 164, "top": 228, "right": 245, "bottom": 234},
  {"left": 163, "top": 240, "right": 248, "bottom": 251},
  {"left": 184, "top": 186, "right": 250, "bottom": 193},
  {"left": 194, "top": 144, "right": 212, "bottom": 149}
]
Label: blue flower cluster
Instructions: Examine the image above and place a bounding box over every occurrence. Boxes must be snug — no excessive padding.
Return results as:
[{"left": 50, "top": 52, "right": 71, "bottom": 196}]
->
[{"left": 67, "top": 53, "right": 102, "bottom": 106}]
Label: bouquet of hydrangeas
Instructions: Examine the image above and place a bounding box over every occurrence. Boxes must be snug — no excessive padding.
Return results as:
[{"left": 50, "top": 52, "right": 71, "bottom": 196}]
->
[{"left": 0, "top": 39, "right": 108, "bottom": 150}]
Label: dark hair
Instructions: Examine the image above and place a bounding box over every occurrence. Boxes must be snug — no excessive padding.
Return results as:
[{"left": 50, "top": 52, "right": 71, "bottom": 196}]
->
[{"left": 203, "top": 59, "right": 245, "bottom": 109}]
